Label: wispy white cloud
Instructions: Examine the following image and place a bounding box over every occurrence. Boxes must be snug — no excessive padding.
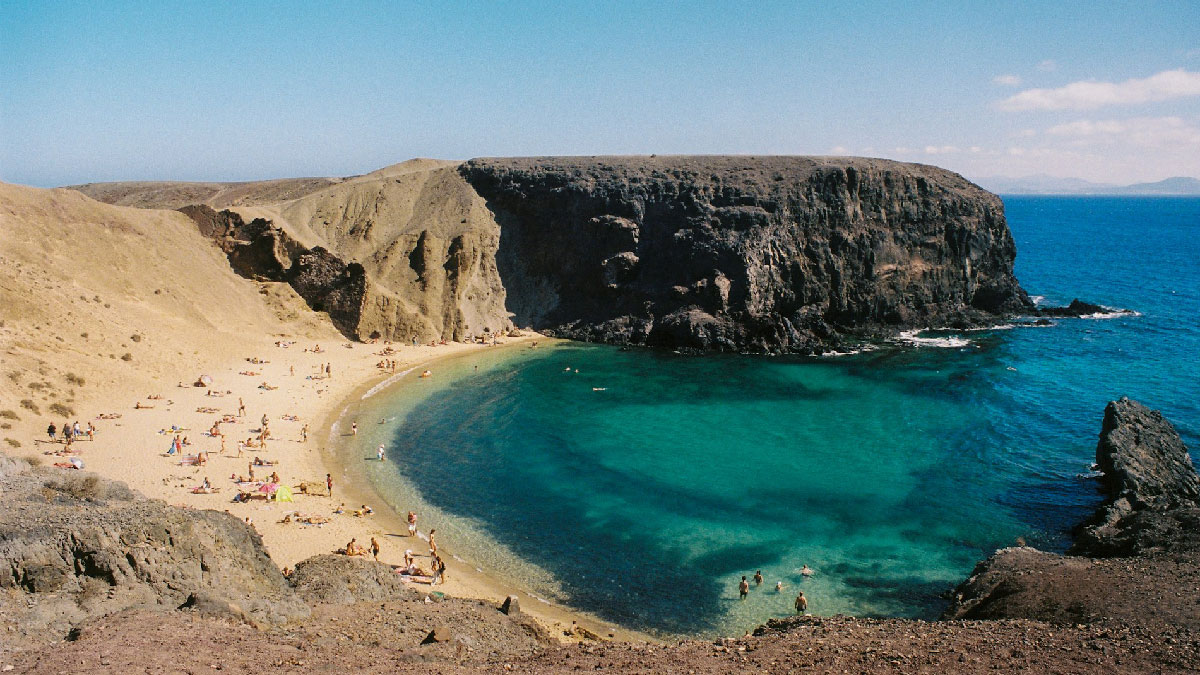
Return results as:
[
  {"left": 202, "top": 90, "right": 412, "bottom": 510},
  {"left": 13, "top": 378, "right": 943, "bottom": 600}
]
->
[
  {"left": 998, "top": 69, "right": 1200, "bottom": 111},
  {"left": 993, "top": 74, "right": 1022, "bottom": 86},
  {"left": 1046, "top": 116, "right": 1200, "bottom": 147},
  {"left": 1036, "top": 59, "right": 1057, "bottom": 72},
  {"left": 924, "top": 145, "right": 959, "bottom": 155},
  {"left": 828, "top": 145, "right": 849, "bottom": 155}
]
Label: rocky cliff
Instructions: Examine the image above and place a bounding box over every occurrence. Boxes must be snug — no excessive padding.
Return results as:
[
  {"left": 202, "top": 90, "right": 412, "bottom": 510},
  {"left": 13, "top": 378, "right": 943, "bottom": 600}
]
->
[
  {"left": 81, "top": 156, "right": 1034, "bottom": 353},
  {"left": 461, "top": 156, "right": 1031, "bottom": 352}
]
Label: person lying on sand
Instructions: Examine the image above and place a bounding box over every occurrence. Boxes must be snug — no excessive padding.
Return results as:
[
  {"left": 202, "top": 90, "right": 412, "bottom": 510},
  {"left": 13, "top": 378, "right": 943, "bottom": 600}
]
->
[
  {"left": 134, "top": 402, "right": 154, "bottom": 409},
  {"left": 96, "top": 413, "right": 122, "bottom": 419},
  {"left": 344, "top": 538, "right": 366, "bottom": 556},
  {"left": 239, "top": 371, "right": 260, "bottom": 376},
  {"left": 259, "top": 382, "right": 277, "bottom": 390}
]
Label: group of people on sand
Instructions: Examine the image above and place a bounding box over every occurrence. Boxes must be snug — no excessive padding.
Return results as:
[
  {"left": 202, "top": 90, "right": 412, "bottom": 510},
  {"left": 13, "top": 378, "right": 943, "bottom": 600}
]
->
[
  {"left": 46, "top": 420, "right": 95, "bottom": 446},
  {"left": 738, "top": 565, "right": 813, "bottom": 614}
]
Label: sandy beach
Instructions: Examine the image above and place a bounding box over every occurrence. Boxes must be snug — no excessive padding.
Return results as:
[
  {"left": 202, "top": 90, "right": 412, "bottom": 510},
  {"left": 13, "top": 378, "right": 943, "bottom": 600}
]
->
[{"left": 11, "top": 330, "right": 641, "bottom": 642}]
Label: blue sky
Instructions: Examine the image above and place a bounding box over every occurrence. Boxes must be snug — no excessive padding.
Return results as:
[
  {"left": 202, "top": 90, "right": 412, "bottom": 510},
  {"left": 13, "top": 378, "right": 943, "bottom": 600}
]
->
[{"left": 2, "top": 1, "right": 1199, "bottom": 186}]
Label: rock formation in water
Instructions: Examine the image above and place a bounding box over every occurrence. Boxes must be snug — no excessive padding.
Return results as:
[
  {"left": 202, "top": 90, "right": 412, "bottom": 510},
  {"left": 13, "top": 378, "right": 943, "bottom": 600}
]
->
[
  {"left": 461, "top": 156, "right": 1032, "bottom": 352},
  {"left": 944, "top": 398, "right": 1200, "bottom": 626},
  {"left": 1072, "top": 397, "right": 1200, "bottom": 556}
]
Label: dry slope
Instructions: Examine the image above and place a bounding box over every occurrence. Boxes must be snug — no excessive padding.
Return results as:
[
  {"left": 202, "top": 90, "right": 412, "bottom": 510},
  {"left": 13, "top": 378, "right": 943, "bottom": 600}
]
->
[{"left": 0, "top": 182, "right": 337, "bottom": 452}]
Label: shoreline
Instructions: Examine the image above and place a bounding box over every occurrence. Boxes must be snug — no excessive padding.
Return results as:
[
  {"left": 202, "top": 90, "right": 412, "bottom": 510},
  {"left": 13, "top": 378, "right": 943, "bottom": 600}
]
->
[
  {"left": 8, "top": 328, "right": 649, "bottom": 643},
  {"left": 314, "top": 338, "right": 655, "bottom": 643}
]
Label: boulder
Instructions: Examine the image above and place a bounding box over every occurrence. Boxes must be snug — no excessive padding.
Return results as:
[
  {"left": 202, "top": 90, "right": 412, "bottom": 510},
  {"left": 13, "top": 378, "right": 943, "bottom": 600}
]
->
[
  {"left": 422, "top": 624, "right": 453, "bottom": 644},
  {"left": 500, "top": 595, "right": 521, "bottom": 616}
]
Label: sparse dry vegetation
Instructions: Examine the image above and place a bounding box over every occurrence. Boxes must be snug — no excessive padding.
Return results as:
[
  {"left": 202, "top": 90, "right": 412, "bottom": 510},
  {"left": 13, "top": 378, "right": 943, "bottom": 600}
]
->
[
  {"left": 19, "top": 400, "right": 38, "bottom": 414},
  {"left": 66, "top": 373, "right": 85, "bottom": 386},
  {"left": 5, "top": 438, "right": 21, "bottom": 448},
  {"left": 130, "top": 334, "right": 142, "bottom": 342},
  {"left": 0, "top": 409, "right": 18, "bottom": 420},
  {"left": 48, "top": 402, "right": 74, "bottom": 417},
  {"left": 120, "top": 352, "right": 133, "bottom": 361}
]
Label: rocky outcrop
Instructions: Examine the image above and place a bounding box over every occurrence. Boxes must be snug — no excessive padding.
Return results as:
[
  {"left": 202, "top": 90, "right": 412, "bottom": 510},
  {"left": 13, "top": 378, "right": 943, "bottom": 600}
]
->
[
  {"left": 177, "top": 163, "right": 512, "bottom": 343},
  {"left": 944, "top": 398, "right": 1200, "bottom": 626},
  {"left": 1037, "top": 298, "right": 1135, "bottom": 318},
  {"left": 462, "top": 156, "right": 1032, "bottom": 353},
  {"left": 0, "top": 457, "right": 553, "bottom": 659},
  {"left": 0, "top": 461, "right": 309, "bottom": 642},
  {"left": 290, "top": 554, "right": 417, "bottom": 605},
  {"left": 1072, "top": 397, "right": 1200, "bottom": 556}
]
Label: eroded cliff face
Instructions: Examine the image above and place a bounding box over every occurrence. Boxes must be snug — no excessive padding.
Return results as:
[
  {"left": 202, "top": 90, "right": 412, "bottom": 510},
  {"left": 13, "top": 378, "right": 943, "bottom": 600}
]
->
[
  {"left": 177, "top": 162, "right": 513, "bottom": 343},
  {"left": 103, "top": 156, "right": 1032, "bottom": 351},
  {"left": 461, "top": 156, "right": 1031, "bottom": 353}
]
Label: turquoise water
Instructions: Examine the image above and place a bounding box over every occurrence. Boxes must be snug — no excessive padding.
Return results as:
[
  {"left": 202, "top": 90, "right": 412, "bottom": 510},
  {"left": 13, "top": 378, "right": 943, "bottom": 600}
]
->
[{"left": 359, "top": 197, "right": 1200, "bottom": 638}]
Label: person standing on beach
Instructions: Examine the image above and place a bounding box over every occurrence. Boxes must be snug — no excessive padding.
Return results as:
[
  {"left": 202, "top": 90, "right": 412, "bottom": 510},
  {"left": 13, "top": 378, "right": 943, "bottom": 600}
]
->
[
  {"left": 428, "top": 529, "right": 437, "bottom": 557},
  {"left": 326, "top": 473, "right": 333, "bottom": 498},
  {"left": 407, "top": 511, "right": 417, "bottom": 536},
  {"left": 795, "top": 591, "right": 807, "bottom": 614},
  {"left": 739, "top": 576, "right": 749, "bottom": 599},
  {"left": 370, "top": 537, "right": 381, "bottom": 560},
  {"left": 238, "top": 398, "right": 245, "bottom": 417},
  {"left": 300, "top": 424, "right": 308, "bottom": 442},
  {"left": 351, "top": 422, "right": 358, "bottom": 436},
  {"left": 325, "top": 364, "right": 331, "bottom": 378},
  {"left": 47, "top": 422, "right": 56, "bottom": 441},
  {"left": 377, "top": 444, "right": 385, "bottom": 461}
]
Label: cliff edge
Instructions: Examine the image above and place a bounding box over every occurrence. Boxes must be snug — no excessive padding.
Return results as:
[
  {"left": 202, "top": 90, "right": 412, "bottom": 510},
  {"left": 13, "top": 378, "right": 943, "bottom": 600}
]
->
[
  {"left": 75, "top": 156, "right": 1033, "bottom": 353},
  {"left": 462, "top": 156, "right": 1031, "bottom": 352}
]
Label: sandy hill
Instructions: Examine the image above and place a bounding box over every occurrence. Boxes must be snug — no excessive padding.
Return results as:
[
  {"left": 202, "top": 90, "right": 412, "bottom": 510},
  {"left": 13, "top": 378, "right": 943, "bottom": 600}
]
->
[{"left": 0, "top": 182, "right": 338, "bottom": 439}]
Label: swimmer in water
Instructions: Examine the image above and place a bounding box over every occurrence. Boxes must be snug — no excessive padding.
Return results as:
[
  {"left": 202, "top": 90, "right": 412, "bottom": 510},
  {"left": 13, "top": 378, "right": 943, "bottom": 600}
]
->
[
  {"left": 776, "top": 581, "right": 784, "bottom": 592},
  {"left": 801, "top": 565, "right": 813, "bottom": 576}
]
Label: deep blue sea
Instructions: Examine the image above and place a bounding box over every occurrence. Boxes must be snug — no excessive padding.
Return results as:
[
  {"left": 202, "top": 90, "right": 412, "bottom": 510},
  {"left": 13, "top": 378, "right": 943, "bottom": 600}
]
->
[{"left": 353, "top": 197, "right": 1199, "bottom": 638}]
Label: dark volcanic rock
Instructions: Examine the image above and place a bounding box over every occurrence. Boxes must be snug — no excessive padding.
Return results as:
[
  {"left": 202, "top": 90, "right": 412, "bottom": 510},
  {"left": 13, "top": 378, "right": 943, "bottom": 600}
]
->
[
  {"left": 1072, "top": 397, "right": 1200, "bottom": 556},
  {"left": 180, "top": 206, "right": 367, "bottom": 338},
  {"left": 1037, "top": 297, "right": 1134, "bottom": 318},
  {"left": 462, "top": 156, "right": 1032, "bottom": 353},
  {"left": 945, "top": 399, "right": 1200, "bottom": 626},
  {"left": 287, "top": 247, "right": 368, "bottom": 338}
]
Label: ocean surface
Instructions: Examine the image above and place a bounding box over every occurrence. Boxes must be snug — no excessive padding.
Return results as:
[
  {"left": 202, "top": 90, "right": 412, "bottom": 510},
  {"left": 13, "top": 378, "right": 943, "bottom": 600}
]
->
[{"left": 351, "top": 196, "right": 1199, "bottom": 638}]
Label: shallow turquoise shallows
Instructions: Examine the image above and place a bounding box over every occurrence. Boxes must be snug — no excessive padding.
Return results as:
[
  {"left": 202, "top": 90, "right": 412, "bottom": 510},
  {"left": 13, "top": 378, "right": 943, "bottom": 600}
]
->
[{"left": 357, "top": 196, "right": 1200, "bottom": 638}]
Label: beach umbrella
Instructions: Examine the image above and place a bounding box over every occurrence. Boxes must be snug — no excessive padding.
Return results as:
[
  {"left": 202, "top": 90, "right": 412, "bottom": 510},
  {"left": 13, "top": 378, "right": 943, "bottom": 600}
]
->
[
  {"left": 69, "top": 456, "right": 85, "bottom": 469},
  {"left": 274, "top": 485, "right": 294, "bottom": 502},
  {"left": 258, "top": 482, "right": 278, "bottom": 494},
  {"left": 199, "top": 375, "right": 213, "bottom": 385}
]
